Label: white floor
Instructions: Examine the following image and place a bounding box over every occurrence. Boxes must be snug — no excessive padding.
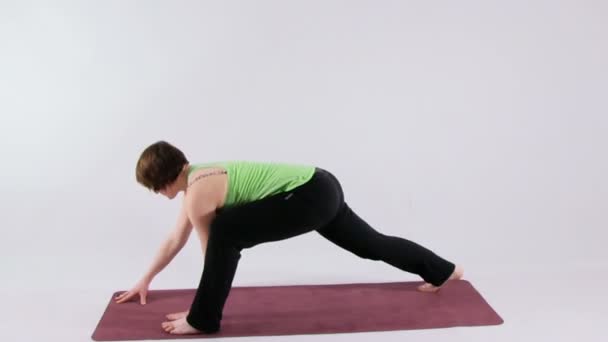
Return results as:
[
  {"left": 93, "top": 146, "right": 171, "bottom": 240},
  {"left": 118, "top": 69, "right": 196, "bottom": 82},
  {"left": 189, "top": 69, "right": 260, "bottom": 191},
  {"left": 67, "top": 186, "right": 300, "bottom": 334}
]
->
[{"left": 3, "top": 261, "right": 606, "bottom": 342}]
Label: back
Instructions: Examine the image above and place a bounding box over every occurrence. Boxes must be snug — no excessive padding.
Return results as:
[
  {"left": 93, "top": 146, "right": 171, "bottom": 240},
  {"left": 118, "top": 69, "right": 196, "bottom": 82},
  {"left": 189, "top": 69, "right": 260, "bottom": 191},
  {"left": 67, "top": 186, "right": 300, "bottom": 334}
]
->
[{"left": 189, "top": 161, "right": 316, "bottom": 208}]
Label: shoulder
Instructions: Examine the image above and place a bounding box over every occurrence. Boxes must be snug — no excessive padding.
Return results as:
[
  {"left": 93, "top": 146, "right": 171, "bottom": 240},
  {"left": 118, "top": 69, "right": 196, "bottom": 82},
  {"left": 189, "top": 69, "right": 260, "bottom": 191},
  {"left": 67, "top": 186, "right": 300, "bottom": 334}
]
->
[{"left": 184, "top": 168, "right": 222, "bottom": 219}]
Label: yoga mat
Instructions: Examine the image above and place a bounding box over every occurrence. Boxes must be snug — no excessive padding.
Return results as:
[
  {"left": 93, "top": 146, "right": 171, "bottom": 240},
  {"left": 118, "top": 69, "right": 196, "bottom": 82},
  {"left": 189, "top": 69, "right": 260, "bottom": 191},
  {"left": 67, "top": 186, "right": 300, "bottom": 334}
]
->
[{"left": 92, "top": 280, "right": 503, "bottom": 341}]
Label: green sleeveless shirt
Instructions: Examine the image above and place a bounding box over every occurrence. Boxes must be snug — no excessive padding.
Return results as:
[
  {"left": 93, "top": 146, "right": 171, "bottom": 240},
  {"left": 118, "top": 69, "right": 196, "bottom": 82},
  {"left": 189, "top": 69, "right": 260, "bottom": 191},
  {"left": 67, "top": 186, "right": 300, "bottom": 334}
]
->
[{"left": 188, "top": 161, "right": 316, "bottom": 208}]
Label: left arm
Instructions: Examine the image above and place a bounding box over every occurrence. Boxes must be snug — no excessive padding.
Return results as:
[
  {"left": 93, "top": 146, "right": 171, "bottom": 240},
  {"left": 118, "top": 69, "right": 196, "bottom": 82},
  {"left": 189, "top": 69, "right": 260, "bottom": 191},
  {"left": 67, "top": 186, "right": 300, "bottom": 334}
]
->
[
  {"left": 185, "top": 180, "right": 220, "bottom": 256},
  {"left": 191, "top": 212, "right": 215, "bottom": 256}
]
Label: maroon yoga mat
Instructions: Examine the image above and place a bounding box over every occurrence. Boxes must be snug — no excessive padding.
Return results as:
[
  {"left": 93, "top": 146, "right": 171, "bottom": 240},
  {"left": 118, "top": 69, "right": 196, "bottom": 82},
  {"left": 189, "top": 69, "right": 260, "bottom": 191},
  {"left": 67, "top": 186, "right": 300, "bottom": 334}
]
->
[{"left": 92, "top": 280, "right": 503, "bottom": 341}]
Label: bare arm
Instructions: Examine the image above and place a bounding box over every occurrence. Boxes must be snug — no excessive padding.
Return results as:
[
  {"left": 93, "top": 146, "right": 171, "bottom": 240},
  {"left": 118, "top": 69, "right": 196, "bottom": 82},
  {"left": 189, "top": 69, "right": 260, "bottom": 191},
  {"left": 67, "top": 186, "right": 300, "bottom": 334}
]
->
[
  {"left": 185, "top": 177, "right": 219, "bottom": 258},
  {"left": 116, "top": 199, "right": 195, "bottom": 305},
  {"left": 192, "top": 212, "right": 214, "bottom": 257},
  {"left": 141, "top": 235, "right": 183, "bottom": 282},
  {"left": 142, "top": 200, "right": 194, "bottom": 282}
]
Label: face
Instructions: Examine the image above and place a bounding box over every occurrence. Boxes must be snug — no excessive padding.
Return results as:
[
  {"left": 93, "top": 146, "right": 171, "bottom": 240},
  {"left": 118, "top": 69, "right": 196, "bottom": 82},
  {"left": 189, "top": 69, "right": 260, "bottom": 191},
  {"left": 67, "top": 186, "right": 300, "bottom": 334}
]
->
[
  {"left": 156, "top": 181, "right": 178, "bottom": 199},
  {"left": 153, "top": 165, "right": 188, "bottom": 199}
]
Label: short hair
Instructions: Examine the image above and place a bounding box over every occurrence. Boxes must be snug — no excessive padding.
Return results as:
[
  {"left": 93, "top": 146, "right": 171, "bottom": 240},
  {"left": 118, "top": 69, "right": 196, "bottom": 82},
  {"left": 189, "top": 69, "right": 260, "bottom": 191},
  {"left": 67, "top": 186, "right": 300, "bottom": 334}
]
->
[{"left": 135, "top": 141, "right": 189, "bottom": 192}]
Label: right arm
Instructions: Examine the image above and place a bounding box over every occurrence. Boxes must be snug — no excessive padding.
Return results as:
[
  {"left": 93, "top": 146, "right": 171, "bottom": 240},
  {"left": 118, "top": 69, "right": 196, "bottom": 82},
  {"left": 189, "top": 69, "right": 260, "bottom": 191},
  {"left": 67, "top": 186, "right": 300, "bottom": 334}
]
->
[
  {"left": 115, "top": 200, "right": 194, "bottom": 304},
  {"left": 142, "top": 200, "right": 194, "bottom": 282}
]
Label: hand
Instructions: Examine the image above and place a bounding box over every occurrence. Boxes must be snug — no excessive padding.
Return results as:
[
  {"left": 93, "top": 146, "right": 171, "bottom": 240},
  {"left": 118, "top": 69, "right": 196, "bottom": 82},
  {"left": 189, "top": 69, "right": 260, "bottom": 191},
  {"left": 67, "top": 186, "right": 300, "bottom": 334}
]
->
[{"left": 114, "top": 278, "right": 151, "bottom": 305}]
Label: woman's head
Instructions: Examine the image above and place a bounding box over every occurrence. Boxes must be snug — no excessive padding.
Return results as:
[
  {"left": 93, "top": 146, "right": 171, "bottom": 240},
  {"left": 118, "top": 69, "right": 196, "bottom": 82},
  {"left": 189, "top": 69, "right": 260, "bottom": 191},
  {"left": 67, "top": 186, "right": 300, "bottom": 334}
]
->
[{"left": 136, "top": 140, "right": 189, "bottom": 195}]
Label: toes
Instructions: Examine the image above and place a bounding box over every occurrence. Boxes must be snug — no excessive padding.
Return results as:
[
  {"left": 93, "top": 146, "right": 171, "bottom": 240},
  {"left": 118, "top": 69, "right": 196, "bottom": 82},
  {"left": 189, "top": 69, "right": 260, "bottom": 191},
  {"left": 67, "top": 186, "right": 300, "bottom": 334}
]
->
[
  {"left": 161, "top": 322, "right": 173, "bottom": 332},
  {"left": 454, "top": 265, "right": 465, "bottom": 279},
  {"left": 417, "top": 283, "right": 440, "bottom": 292}
]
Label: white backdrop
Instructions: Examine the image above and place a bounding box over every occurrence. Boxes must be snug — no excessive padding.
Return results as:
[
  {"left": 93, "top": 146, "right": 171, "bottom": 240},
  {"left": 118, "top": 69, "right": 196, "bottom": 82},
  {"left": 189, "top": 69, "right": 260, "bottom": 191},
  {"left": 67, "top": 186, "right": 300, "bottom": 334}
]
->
[{"left": 1, "top": 1, "right": 607, "bottom": 341}]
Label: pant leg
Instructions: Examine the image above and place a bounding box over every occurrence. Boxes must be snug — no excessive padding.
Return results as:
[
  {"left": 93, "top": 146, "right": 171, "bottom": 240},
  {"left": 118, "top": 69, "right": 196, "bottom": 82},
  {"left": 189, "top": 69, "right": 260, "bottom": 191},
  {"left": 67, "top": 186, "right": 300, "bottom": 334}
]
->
[
  {"left": 315, "top": 172, "right": 456, "bottom": 286},
  {"left": 186, "top": 225, "right": 241, "bottom": 333},
  {"left": 186, "top": 167, "right": 342, "bottom": 333}
]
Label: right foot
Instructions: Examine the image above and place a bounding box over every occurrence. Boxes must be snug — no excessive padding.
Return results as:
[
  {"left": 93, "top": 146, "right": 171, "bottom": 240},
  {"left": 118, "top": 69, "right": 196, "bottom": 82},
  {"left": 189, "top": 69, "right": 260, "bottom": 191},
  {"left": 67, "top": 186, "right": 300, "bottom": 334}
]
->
[
  {"left": 166, "top": 310, "right": 190, "bottom": 320},
  {"left": 417, "top": 264, "right": 464, "bottom": 293}
]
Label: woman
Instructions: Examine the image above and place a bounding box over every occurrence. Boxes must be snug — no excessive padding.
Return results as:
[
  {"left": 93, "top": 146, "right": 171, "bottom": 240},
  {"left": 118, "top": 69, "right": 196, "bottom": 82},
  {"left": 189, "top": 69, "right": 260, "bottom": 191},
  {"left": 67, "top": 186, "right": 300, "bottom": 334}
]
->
[{"left": 114, "top": 140, "right": 464, "bottom": 335}]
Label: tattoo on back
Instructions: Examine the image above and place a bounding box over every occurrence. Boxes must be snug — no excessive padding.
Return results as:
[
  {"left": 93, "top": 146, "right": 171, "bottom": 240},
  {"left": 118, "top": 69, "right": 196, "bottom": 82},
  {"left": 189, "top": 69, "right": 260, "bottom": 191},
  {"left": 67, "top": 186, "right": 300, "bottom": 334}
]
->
[{"left": 188, "top": 170, "right": 227, "bottom": 188}]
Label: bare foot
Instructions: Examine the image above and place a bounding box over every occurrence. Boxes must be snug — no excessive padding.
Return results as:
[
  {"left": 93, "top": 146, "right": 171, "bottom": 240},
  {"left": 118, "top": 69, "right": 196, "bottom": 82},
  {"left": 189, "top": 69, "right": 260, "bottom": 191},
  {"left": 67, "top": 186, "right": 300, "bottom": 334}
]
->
[
  {"left": 417, "top": 264, "right": 464, "bottom": 293},
  {"left": 166, "top": 310, "right": 189, "bottom": 320},
  {"left": 161, "top": 316, "right": 201, "bottom": 335}
]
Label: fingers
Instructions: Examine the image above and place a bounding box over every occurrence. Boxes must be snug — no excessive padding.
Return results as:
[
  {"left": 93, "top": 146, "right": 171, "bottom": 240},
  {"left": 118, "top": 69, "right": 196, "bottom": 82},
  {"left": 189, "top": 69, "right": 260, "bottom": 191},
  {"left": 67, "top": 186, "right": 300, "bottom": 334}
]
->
[
  {"left": 114, "top": 289, "right": 149, "bottom": 305},
  {"left": 114, "top": 291, "right": 134, "bottom": 304},
  {"left": 114, "top": 292, "right": 126, "bottom": 302}
]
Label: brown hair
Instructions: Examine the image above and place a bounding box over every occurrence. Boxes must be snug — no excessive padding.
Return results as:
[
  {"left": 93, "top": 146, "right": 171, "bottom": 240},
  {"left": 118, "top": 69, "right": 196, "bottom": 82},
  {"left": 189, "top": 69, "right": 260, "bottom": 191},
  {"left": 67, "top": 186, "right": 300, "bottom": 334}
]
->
[{"left": 135, "top": 141, "right": 189, "bottom": 192}]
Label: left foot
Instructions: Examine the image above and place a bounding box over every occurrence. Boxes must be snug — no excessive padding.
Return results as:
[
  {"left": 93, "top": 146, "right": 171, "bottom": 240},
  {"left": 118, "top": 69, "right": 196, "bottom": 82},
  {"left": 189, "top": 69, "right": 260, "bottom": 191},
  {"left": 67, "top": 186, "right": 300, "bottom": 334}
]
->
[
  {"left": 161, "top": 316, "right": 202, "bottom": 335},
  {"left": 417, "top": 264, "right": 464, "bottom": 293}
]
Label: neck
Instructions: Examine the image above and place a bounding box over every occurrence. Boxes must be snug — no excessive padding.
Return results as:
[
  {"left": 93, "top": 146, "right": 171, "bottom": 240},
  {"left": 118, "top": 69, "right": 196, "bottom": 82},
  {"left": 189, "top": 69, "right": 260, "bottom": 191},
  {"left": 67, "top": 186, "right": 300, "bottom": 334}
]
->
[{"left": 176, "top": 164, "right": 191, "bottom": 194}]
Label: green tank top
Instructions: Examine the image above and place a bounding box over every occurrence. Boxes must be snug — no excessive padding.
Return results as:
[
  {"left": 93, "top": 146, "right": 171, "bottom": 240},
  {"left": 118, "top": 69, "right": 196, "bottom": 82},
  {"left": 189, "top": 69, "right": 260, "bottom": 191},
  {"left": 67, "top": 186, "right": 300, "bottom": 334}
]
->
[{"left": 187, "top": 161, "right": 316, "bottom": 208}]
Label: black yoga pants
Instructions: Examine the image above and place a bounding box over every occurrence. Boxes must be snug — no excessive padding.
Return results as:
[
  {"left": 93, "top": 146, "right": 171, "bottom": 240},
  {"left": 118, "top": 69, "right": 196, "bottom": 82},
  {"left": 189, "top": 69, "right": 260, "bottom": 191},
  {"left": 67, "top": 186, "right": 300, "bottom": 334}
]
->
[{"left": 186, "top": 167, "right": 455, "bottom": 333}]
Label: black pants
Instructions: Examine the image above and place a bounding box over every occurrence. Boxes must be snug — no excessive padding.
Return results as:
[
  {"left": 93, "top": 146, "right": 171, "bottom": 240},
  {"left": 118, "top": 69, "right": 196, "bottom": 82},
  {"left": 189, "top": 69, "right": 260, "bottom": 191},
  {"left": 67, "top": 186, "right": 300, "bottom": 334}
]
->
[{"left": 185, "top": 167, "right": 455, "bottom": 333}]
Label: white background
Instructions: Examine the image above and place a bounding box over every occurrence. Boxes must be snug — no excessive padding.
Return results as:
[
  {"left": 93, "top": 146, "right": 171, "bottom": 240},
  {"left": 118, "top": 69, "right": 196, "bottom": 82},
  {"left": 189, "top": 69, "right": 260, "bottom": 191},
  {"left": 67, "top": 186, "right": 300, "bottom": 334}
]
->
[{"left": 1, "top": 0, "right": 606, "bottom": 341}]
